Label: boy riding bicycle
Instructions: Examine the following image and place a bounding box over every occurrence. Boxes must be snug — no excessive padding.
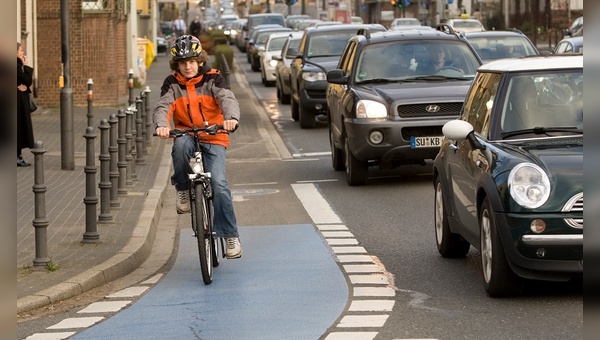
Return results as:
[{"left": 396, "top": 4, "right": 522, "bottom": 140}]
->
[{"left": 153, "top": 35, "right": 242, "bottom": 259}]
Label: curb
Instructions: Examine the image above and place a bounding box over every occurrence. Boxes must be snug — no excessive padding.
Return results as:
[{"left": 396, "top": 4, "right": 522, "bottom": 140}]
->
[{"left": 17, "top": 145, "right": 173, "bottom": 314}]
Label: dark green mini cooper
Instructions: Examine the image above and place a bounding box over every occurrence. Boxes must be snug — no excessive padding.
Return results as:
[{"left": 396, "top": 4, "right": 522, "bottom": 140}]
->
[{"left": 432, "top": 55, "right": 583, "bottom": 297}]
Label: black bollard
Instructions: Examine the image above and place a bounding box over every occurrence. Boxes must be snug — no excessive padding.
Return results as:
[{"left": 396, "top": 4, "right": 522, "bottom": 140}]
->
[
  {"left": 125, "top": 107, "right": 134, "bottom": 186},
  {"left": 139, "top": 91, "right": 148, "bottom": 155},
  {"left": 117, "top": 109, "right": 128, "bottom": 196},
  {"left": 144, "top": 86, "right": 153, "bottom": 147},
  {"left": 32, "top": 141, "right": 50, "bottom": 267},
  {"left": 135, "top": 97, "right": 146, "bottom": 164},
  {"left": 82, "top": 127, "right": 99, "bottom": 243},
  {"left": 98, "top": 119, "right": 113, "bottom": 224},
  {"left": 87, "top": 78, "right": 94, "bottom": 128},
  {"left": 128, "top": 69, "right": 134, "bottom": 106},
  {"left": 108, "top": 113, "right": 121, "bottom": 208}
]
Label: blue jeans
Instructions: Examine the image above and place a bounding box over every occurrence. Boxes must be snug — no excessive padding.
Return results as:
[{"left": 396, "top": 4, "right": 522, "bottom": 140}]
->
[{"left": 171, "top": 135, "right": 238, "bottom": 238}]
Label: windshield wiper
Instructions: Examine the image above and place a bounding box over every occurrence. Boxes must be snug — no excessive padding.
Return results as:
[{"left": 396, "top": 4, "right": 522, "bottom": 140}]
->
[
  {"left": 501, "top": 126, "right": 582, "bottom": 139},
  {"left": 358, "top": 78, "right": 399, "bottom": 84},
  {"left": 403, "top": 75, "right": 469, "bottom": 81}
]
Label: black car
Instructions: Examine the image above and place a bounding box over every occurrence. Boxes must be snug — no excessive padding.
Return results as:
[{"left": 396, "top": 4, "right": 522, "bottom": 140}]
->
[
  {"left": 289, "top": 23, "right": 386, "bottom": 129},
  {"left": 433, "top": 55, "right": 583, "bottom": 297},
  {"left": 462, "top": 29, "right": 539, "bottom": 63},
  {"left": 326, "top": 28, "right": 482, "bottom": 185}
]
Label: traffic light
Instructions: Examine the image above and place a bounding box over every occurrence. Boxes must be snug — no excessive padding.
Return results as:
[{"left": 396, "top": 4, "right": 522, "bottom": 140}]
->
[{"left": 390, "top": 0, "right": 402, "bottom": 8}]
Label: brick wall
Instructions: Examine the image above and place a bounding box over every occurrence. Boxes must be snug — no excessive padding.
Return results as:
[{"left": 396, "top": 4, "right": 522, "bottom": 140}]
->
[{"left": 35, "top": 0, "right": 128, "bottom": 107}]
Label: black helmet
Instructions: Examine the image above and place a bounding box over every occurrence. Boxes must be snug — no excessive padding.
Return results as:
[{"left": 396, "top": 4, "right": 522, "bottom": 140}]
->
[{"left": 170, "top": 35, "right": 203, "bottom": 61}]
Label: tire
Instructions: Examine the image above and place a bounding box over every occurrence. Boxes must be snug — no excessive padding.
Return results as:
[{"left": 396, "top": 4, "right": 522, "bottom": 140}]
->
[
  {"left": 192, "top": 184, "right": 213, "bottom": 284},
  {"left": 299, "top": 101, "right": 316, "bottom": 129},
  {"left": 251, "top": 58, "right": 260, "bottom": 72},
  {"left": 281, "top": 90, "right": 291, "bottom": 105},
  {"left": 329, "top": 118, "right": 344, "bottom": 171},
  {"left": 480, "top": 197, "right": 524, "bottom": 297},
  {"left": 276, "top": 83, "right": 282, "bottom": 101},
  {"left": 434, "top": 177, "right": 470, "bottom": 257},
  {"left": 291, "top": 98, "right": 299, "bottom": 121},
  {"left": 344, "top": 134, "right": 368, "bottom": 186}
]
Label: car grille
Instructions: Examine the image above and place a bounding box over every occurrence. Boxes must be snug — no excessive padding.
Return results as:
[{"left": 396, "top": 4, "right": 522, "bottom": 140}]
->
[
  {"left": 306, "top": 89, "right": 326, "bottom": 99},
  {"left": 396, "top": 102, "right": 463, "bottom": 118},
  {"left": 562, "top": 192, "right": 583, "bottom": 229}
]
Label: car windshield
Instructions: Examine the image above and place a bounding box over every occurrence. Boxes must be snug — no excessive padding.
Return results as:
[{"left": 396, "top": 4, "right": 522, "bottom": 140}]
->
[
  {"left": 355, "top": 41, "right": 481, "bottom": 83},
  {"left": 468, "top": 36, "right": 538, "bottom": 61},
  {"left": 453, "top": 21, "right": 482, "bottom": 28},
  {"left": 500, "top": 71, "right": 583, "bottom": 136},
  {"left": 393, "top": 19, "right": 420, "bottom": 26},
  {"left": 268, "top": 36, "right": 288, "bottom": 52},
  {"left": 308, "top": 32, "right": 366, "bottom": 57},
  {"left": 251, "top": 16, "right": 284, "bottom": 27}
]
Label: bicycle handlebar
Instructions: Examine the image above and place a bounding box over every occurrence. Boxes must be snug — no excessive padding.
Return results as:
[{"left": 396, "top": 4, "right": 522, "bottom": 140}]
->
[{"left": 153, "top": 124, "right": 236, "bottom": 137}]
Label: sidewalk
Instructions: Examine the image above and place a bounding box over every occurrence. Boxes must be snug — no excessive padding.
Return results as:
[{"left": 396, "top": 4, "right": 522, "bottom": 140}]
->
[{"left": 17, "top": 52, "right": 278, "bottom": 314}]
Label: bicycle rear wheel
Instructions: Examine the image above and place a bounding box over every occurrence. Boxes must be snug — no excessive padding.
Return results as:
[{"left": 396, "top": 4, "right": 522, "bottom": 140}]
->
[{"left": 192, "top": 184, "right": 213, "bottom": 284}]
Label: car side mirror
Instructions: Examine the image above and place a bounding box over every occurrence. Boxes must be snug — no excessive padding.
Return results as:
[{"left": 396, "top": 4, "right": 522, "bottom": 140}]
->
[
  {"left": 327, "top": 69, "right": 347, "bottom": 85},
  {"left": 442, "top": 119, "right": 485, "bottom": 150}
]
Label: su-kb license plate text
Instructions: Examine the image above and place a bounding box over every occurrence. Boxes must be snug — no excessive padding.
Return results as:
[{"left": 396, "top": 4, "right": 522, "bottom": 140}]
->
[{"left": 410, "top": 136, "right": 442, "bottom": 148}]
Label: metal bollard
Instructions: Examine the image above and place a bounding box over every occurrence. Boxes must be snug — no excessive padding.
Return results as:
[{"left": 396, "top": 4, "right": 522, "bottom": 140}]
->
[
  {"left": 87, "top": 78, "right": 94, "bottom": 128},
  {"left": 144, "top": 86, "right": 153, "bottom": 147},
  {"left": 108, "top": 113, "right": 121, "bottom": 208},
  {"left": 139, "top": 91, "right": 148, "bottom": 155},
  {"left": 32, "top": 141, "right": 50, "bottom": 266},
  {"left": 135, "top": 97, "right": 146, "bottom": 164},
  {"left": 117, "top": 109, "right": 128, "bottom": 196},
  {"left": 98, "top": 119, "right": 113, "bottom": 224},
  {"left": 125, "top": 107, "right": 134, "bottom": 186},
  {"left": 128, "top": 69, "right": 134, "bottom": 106},
  {"left": 82, "top": 127, "right": 99, "bottom": 243},
  {"left": 220, "top": 54, "right": 231, "bottom": 89}
]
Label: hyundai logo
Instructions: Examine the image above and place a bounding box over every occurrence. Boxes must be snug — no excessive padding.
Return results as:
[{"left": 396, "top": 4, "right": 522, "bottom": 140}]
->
[{"left": 425, "top": 105, "right": 440, "bottom": 113}]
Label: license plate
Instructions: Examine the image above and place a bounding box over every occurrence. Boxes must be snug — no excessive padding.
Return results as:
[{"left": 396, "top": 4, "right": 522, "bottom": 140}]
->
[{"left": 410, "top": 136, "right": 443, "bottom": 148}]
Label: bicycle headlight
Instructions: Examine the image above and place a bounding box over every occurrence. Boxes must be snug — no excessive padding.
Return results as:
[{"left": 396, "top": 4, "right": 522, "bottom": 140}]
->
[
  {"left": 356, "top": 100, "right": 387, "bottom": 118},
  {"left": 190, "top": 157, "right": 203, "bottom": 174},
  {"left": 508, "top": 163, "right": 551, "bottom": 209},
  {"left": 302, "top": 71, "right": 326, "bottom": 82}
]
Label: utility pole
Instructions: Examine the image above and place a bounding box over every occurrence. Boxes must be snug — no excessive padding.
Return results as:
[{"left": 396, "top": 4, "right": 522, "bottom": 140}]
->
[{"left": 60, "top": 0, "right": 74, "bottom": 170}]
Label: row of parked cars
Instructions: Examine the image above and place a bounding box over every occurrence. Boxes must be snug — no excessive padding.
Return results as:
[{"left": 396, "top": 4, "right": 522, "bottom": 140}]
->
[{"left": 236, "top": 14, "right": 582, "bottom": 298}]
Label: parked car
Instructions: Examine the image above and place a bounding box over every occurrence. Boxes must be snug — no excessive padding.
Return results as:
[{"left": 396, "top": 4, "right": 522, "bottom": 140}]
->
[
  {"left": 230, "top": 19, "right": 247, "bottom": 46},
  {"left": 554, "top": 36, "right": 583, "bottom": 54},
  {"left": 156, "top": 36, "right": 168, "bottom": 54},
  {"left": 248, "top": 27, "right": 292, "bottom": 72},
  {"left": 442, "top": 18, "right": 485, "bottom": 33},
  {"left": 433, "top": 55, "right": 583, "bottom": 297},
  {"left": 290, "top": 23, "right": 386, "bottom": 128},
  {"left": 234, "top": 19, "right": 249, "bottom": 51},
  {"left": 326, "top": 28, "right": 482, "bottom": 185},
  {"left": 463, "top": 29, "right": 539, "bottom": 63},
  {"left": 260, "top": 32, "right": 294, "bottom": 86},
  {"left": 243, "top": 13, "right": 286, "bottom": 52},
  {"left": 389, "top": 17, "right": 421, "bottom": 29},
  {"left": 274, "top": 32, "right": 304, "bottom": 105},
  {"left": 563, "top": 16, "right": 583, "bottom": 37}
]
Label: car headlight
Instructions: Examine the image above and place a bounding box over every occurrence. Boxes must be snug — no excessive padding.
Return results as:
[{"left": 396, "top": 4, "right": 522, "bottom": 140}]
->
[
  {"left": 269, "top": 59, "right": 278, "bottom": 67},
  {"left": 508, "top": 163, "right": 550, "bottom": 209},
  {"left": 302, "top": 71, "right": 326, "bottom": 82},
  {"left": 356, "top": 100, "right": 387, "bottom": 118}
]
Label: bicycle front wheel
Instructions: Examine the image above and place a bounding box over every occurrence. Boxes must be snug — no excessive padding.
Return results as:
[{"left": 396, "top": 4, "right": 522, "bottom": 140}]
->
[{"left": 192, "top": 184, "right": 213, "bottom": 284}]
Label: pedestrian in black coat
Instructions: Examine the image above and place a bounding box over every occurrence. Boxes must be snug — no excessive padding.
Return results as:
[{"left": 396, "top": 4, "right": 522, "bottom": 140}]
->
[
  {"left": 189, "top": 16, "right": 202, "bottom": 39},
  {"left": 17, "top": 42, "right": 34, "bottom": 167}
]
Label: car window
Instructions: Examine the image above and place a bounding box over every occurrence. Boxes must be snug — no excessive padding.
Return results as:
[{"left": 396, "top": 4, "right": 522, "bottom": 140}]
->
[
  {"left": 461, "top": 72, "right": 502, "bottom": 137},
  {"left": 339, "top": 41, "right": 357, "bottom": 77},
  {"left": 285, "top": 39, "right": 301, "bottom": 58},
  {"left": 468, "top": 36, "right": 538, "bottom": 60},
  {"left": 500, "top": 71, "right": 583, "bottom": 133},
  {"left": 268, "top": 36, "right": 288, "bottom": 51},
  {"left": 307, "top": 31, "right": 365, "bottom": 57},
  {"left": 250, "top": 15, "right": 285, "bottom": 27}
]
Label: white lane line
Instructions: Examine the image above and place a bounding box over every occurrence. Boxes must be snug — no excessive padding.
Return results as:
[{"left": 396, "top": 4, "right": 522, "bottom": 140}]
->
[
  {"left": 322, "top": 231, "right": 355, "bottom": 238},
  {"left": 106, "top": 286, "right": 149, "bottom": 298},
  {"left": 25, "top": 332, "right": 76, "bottom": 339},
  {"left": 327, "top": 238, "right": 359, "bottom": 245},
  {"left": 337, "top": 315, "right": 389, "bottom": 328},
  {"left": 354, "top": 287, "right": 396, "bottom": 297},
  {"left": 141, "top": 273, "right": 163, "bottom": 284},
  {"left": 331, "top": 246, "right": 367, "bottom": 254},
  {"left": 349, "top": 274, "right": 389, "bottom": 285},
  {"left": 47, "top": 317, "right": 104, "bottom": 329},
  {"left": 291, "top": 151, "right": 331, "bottom": 157},
  {"left": 291, "top": 183, "right": 342, "bottom": 224},
  {"left": 77, "top": 300, "right": 131, "bottom": 314},
  {"left": 349, "top": 300, "right": 395, "bottom": 312},
  {"left": 317, "top": 224, "right": 349, "bottom": 231},
  {"left": 324, "top": 332, "right": 378, "bottom": 340},
  {"left": 337, "top": 255, "right": 374, "bottom": 263},
  {"left": 343, "top": 264, "right": 381, "bottom": 273}
]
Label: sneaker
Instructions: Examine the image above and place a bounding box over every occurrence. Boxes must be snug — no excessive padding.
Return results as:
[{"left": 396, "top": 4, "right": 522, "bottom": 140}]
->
[
  {"left": 226, "top": 237, "right": 242, "bottom": 259},
  {"left": 17, "top": 156, "right": 31, "bottom": 167},
  {"left": 176, "top": 190, "right": 190, "bottom": 214}
]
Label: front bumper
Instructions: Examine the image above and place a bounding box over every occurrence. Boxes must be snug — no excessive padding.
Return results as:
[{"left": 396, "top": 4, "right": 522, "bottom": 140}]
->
[{"left": 299, "top": 80, "right": 328, "bottom": 114}]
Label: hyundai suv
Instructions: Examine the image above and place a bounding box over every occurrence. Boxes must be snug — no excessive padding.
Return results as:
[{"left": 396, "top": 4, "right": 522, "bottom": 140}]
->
[{"left": 326, "top": 27, "right": 482, "bottom": 185}]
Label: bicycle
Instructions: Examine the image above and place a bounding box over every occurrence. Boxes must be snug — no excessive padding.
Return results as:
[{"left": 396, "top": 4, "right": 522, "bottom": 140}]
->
[{"left": 160, "top": 124, "right": 230, "bottom": 284}]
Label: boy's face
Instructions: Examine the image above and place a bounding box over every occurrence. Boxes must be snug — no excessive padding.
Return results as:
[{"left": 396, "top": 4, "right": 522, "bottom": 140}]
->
[{"left": 178, "top": 59, "right": 200, "bottom": 78}]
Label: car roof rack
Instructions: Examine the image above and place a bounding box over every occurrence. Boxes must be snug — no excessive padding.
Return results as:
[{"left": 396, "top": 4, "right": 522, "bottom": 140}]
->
[{"left": 357, "top": 28, "right": 371, "bottom": 41}]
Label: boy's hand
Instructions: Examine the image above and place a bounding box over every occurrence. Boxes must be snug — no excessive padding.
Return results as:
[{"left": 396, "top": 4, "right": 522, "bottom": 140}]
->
[
  {"left": 223, "top": 119, "right": 239, "bottom": 132},
  {"left": 156, "top": 126, "right": 171, "bottom": 139}
]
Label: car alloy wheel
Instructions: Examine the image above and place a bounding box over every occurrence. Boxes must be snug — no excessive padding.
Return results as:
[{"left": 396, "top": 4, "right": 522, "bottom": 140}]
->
[{"left": 434, "top": 178, "right": 470, "bottom": 257}]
